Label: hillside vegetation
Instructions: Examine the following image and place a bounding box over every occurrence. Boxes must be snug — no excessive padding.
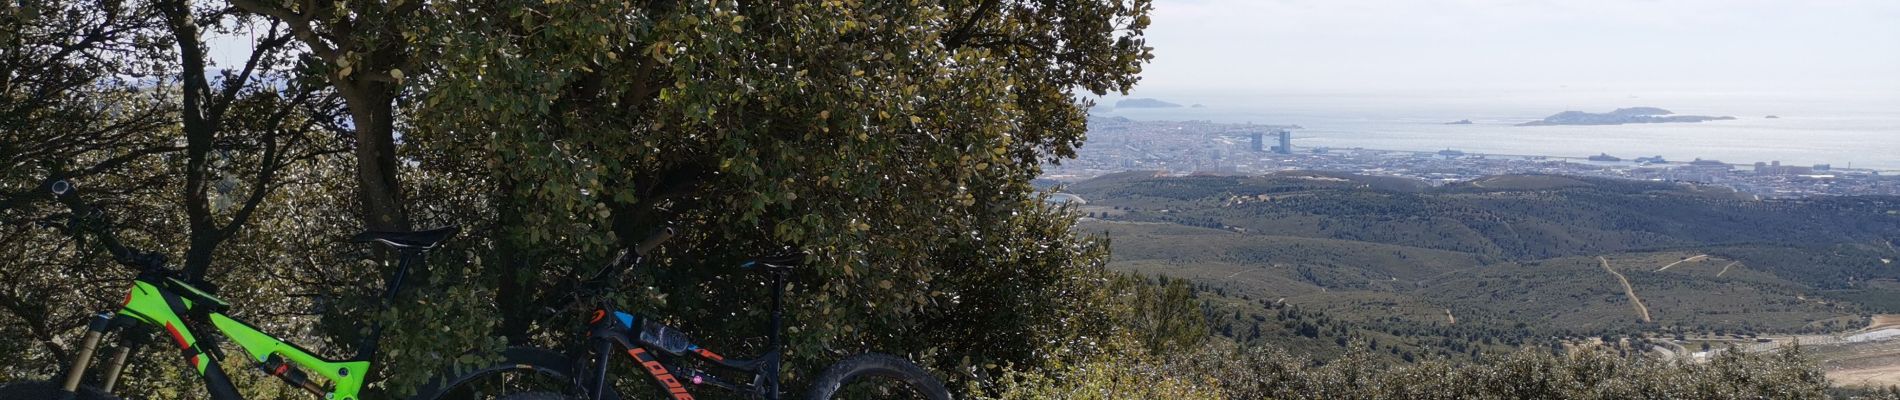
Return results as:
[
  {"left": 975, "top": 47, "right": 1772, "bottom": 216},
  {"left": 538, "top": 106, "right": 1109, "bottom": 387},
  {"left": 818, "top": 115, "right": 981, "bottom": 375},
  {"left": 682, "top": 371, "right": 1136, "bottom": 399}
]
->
[{"left": 1065, "top": 172, "right": 1900, "bottom": 371}]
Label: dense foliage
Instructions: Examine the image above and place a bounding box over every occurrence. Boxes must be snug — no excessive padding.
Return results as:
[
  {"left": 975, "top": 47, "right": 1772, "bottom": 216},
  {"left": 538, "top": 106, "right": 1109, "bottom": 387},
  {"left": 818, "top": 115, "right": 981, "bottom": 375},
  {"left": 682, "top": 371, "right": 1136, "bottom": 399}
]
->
[{"left": 2, "top": 0, "right": 1163, "bottom": 397}]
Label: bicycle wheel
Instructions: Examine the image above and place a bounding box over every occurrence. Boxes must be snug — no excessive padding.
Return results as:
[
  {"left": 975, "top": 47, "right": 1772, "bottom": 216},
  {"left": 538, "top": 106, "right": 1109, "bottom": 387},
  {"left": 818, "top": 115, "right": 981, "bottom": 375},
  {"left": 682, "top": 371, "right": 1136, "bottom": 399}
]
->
[
  {"left": 804, "top": 353, "right": 951, "bottom": 400},
  {"left": 495, "top": 392, "right": 575, "bottom": 400},
  {"left": 410, "top": 347, "right": 614, "bottom": 400},
  {"left": 0, "top": 380, "right": 119, "bottom": 400}
]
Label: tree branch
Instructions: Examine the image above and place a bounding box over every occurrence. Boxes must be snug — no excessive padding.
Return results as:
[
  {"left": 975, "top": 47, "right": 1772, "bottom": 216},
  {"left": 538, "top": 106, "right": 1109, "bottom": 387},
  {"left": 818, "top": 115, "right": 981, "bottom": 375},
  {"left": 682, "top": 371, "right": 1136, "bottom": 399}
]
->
[
  {"left": 209, "top": 22, "right": 293, "bottom": 123},
  {"left": 218, "top": 88, "right": 311, "bottom": 237},
  {"left": 943, "top": 0, "right": 1002, "bottom": 50},
  {"left": 228, "top": 0, "right": 340, "bottom": 60}
]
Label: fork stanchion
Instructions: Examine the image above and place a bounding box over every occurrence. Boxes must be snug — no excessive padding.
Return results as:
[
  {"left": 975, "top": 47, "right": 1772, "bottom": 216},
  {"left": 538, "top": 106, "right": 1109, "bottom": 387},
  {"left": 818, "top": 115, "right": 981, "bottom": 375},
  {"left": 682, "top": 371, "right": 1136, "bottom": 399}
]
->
[{"left": 61, "top": 313, "right": 114, "bottom": 393}]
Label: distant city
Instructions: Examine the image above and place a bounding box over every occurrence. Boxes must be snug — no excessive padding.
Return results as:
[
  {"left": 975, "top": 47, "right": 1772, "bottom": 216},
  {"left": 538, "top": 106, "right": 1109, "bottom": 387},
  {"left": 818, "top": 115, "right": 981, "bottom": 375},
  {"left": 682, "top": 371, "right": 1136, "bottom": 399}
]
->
[{"left": 1043, "top": 117, "right": 1900, "bottom": 199}]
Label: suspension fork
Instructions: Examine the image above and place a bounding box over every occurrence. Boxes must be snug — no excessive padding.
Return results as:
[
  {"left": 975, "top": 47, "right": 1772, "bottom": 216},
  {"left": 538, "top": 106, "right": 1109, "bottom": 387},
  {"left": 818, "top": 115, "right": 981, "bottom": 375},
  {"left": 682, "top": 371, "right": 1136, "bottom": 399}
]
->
[
  {"left": 590, "top": 337, "right": 616, "bottom": 399},
  {"left": 98, "top": 323, "right": 150, "bottom": 392},
  {"left": 59, "top": 313, "right": 115, "bottom": 397}
]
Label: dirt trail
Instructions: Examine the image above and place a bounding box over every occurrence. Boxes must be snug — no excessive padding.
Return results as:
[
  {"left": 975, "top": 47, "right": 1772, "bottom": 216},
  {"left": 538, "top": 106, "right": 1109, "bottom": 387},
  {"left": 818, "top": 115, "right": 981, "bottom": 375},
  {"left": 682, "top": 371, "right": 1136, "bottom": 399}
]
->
[
  {"left": 1829, "top": 365, "right": 1900, "bottom": 388},
  {"left": 1862, "top": 315, "right": 1900, "bottom": 333},
  {"left": 1446, "top": 308, "right": 1456, "bottom": 325},
  {"left": 1716, "top": 261, "right": 1741, "bottom": 277},
  {"left": 1601, "top": 257, "right": 1653, "bottom": 323},
  {"left": 1655, "top": 254, "right": 1709, "bottom": 272}
]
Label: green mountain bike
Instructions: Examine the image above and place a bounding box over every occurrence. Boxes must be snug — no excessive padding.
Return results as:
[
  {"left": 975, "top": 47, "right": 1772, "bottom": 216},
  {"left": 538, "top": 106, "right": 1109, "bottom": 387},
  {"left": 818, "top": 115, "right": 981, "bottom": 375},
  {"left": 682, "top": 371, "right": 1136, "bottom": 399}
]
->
[
  {"left": 411, "top": 228, "right": 952, "bottom": 400},
  {"left": 0, "top": 178, "right": 460, "bottom": 400}
]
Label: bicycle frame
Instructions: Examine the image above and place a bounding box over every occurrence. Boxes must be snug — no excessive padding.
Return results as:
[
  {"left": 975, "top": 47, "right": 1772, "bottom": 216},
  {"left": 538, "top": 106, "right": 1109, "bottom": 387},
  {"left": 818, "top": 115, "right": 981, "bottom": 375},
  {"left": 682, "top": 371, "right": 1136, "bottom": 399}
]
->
[
  {"left": 575, "top": 265, "right": 793, "bottom": 400},
  {"left": 60, "top": 246, "right": 435, "bottom": 400},
  {"left": 42, "top": 178, "right": 433, "bottom": 400},
  {"left": 61, "top": 276, "right": 375, "bottom": 400},
  {"left": 580, "top": 308, "right": 782, "bottom": 400}
]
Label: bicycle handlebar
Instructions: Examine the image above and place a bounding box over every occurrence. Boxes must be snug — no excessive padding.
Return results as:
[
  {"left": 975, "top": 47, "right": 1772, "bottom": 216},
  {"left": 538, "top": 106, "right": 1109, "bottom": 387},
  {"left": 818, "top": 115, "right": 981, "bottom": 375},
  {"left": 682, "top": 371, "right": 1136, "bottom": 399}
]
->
[
  {"left": 44, "top": 178, "right": 161, "bottom": 271},
  {"left": 634, "top": 227, "right": 674, "bottom": 257},
  {"left": 558, "top": 225, "right": 677, "bottom": 316}
]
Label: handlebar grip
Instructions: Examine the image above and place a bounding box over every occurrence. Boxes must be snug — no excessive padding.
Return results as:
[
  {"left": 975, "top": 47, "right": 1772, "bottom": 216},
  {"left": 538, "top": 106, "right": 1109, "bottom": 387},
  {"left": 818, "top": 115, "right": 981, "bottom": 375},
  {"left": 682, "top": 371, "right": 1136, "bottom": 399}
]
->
[
  {"left": 49, "top": 179, "right": 75, "bottom": 198},
  {"left": 634, "top": 227, "right": 674, "bottom": 257}
]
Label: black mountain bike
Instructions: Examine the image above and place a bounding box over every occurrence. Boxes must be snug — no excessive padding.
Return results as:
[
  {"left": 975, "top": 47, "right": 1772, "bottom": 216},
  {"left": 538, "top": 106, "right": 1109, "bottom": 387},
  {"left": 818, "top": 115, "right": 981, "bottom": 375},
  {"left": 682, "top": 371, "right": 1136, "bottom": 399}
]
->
[
  {"left": 412, "top": 228, "right": 951, "bottom": 400},
  {"left": 0, "top": 179, "right": 459, "bottom": 400}
]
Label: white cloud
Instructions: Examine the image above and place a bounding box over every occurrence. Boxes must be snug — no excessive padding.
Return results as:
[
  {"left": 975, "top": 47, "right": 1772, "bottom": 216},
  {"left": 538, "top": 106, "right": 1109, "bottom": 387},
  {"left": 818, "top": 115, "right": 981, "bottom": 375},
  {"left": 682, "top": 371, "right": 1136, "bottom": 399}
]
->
[{"left": 1135, "top": 0, "right": 1900, "bottom": 95}]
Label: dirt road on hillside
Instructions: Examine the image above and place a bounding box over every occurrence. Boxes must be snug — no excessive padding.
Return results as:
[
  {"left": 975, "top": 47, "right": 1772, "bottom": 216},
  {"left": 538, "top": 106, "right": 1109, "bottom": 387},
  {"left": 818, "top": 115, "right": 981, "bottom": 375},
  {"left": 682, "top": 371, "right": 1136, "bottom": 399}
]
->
[
  {"left": 1863, "top": 315, "right": 1900, "bottom": 332},
  {"left": 1656, "top": 254, "right": 1709, "bottom": 272},
  {"left": 1829, "top": 365, "right": 1900, "bottom": 388},
  {"left": 1601, "top": 257, "right": 1653, "bottom": 323}
]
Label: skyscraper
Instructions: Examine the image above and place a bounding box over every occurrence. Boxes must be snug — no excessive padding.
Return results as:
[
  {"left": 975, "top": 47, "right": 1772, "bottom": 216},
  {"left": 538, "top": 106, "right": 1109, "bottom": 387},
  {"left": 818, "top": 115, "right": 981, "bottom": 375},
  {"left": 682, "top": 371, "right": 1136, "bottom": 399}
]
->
[
  {"left": 1250, "top": 131, "right": 1265, "bottom": 152},
  {"left": 1275, "top": 130, "right": 1292, "bottom": 154}
]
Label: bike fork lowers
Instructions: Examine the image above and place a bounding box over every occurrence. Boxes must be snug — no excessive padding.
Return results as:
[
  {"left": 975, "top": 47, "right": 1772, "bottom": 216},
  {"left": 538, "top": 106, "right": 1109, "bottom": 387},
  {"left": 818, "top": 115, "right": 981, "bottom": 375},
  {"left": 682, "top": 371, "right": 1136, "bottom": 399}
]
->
[
  {"left": 591, "top": 339, "right": 613, "bottom": 399},
  {"left": 97, "top": 325, "right": 146, "bottom": 392},
  {"left": 58, "top": 313, "right": 115, "bottom": 399}
]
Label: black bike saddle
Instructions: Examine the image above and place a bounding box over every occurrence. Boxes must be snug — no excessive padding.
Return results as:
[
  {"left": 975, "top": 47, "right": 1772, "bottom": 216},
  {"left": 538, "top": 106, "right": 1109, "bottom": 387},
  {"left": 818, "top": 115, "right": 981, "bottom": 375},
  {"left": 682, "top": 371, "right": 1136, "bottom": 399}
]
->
[
  {"left": 740, "top": 250, "right": 807, "bottom": 270},
  {"left": 349, "top": 226, "right": 462, "bottom": 250}
]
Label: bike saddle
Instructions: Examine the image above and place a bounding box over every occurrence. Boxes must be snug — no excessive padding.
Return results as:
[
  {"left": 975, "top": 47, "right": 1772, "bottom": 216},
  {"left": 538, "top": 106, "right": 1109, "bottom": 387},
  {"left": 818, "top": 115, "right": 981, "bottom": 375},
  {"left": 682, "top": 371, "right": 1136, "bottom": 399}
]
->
[
  {"left": 349, "top": 226, "right": 462, "bottom": 250},
  {"left": 740, "top": 250, "right": 807, "bottom": 271}
]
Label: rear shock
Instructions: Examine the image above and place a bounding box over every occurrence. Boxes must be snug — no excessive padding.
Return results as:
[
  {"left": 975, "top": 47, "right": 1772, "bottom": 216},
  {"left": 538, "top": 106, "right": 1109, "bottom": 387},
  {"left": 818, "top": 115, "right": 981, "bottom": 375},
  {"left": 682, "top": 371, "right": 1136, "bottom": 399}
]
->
[{"left": 259, "top": 355, "right": 325, "bottom": 396}]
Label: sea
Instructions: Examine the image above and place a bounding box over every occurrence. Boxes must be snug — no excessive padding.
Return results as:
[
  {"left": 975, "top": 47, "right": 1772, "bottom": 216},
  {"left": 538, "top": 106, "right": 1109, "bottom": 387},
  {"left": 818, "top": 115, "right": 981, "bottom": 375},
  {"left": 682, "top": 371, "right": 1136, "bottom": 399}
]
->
[{"left": 1091, "top": 88, "right": 1900, "bottom": 172}]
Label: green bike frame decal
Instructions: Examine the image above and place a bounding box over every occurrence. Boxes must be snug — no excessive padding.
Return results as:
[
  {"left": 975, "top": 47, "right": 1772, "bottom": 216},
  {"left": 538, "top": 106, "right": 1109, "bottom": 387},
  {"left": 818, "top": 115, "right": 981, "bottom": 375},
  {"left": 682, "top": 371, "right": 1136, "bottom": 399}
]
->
[
  {"left": 211, "top": 314, "right": 370, "bottom": 400},
  {"left": 119, "top": 281, "right": 207, "bottom": 374},
  {"left": 118, "top": 280, "right": 371, "bottom": 400}
]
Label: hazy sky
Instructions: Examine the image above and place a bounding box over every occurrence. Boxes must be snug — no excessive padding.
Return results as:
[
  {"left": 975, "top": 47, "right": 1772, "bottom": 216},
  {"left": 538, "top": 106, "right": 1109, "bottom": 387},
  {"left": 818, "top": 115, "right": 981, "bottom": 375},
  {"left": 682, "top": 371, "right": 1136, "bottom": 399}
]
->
[{"left": 1134, "top": 0, "right": 1900, "bottom": 95}]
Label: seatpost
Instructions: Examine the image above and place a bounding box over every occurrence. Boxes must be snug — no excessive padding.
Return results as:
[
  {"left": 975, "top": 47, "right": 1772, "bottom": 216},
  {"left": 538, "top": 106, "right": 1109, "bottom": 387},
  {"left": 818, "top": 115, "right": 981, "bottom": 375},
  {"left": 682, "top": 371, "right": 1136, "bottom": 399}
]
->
[
  {"left": 356, "top": 249, "right": 423, "bottom": 362},
  {"left": 768, "top": 270, "right": 787, "bottom": 351},
  {"left": 382, "top": 250, "right": 423, "bottom": 302}
]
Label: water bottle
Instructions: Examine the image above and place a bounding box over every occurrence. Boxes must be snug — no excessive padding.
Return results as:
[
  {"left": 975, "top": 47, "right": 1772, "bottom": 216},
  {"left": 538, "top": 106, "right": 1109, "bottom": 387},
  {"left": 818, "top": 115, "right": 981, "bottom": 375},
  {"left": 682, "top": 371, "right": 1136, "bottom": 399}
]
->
[{"left": 638, "top": 319, "right": 694, "bottom": 356}]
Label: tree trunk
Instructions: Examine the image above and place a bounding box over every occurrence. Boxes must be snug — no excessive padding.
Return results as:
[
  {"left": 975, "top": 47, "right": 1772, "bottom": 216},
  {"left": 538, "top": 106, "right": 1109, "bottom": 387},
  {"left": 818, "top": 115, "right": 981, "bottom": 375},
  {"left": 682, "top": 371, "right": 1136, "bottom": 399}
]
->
[
  {"left": 341, "top": 84, "right": 410, "bottom": 232},
  {"left": 162, "top": 0, "right": 218, "bottom": 281},
  {"left": 493, "top": 178, "right": 533, "bottom": 345}
]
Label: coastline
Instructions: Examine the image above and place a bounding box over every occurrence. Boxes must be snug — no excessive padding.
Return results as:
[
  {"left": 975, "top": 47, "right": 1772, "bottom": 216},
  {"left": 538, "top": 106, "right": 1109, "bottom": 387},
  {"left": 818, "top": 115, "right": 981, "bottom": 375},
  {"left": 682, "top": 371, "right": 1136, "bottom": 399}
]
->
[{"left": 1091, "top": 107, "right": 1900, "bottom": 173}]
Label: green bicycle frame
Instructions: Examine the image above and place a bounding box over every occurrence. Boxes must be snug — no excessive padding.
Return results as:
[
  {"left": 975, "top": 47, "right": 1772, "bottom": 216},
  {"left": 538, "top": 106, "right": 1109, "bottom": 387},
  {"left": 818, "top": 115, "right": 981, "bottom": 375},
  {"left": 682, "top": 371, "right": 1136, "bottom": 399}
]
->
[
  {"left": 96, "top": 278, "right": 371, "bottom": 400},
  {"left": 43, "top": 178, "right": 450, "bottom": 400}
]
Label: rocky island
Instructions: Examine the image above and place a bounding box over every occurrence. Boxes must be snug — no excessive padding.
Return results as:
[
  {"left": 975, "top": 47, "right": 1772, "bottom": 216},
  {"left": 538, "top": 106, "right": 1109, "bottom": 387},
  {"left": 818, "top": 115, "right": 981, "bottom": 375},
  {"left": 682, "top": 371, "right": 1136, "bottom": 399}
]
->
[
  {"left": 1444, "top": 119, "right": 1474, "bottom": 125},
  {"left": 1517, "top": 107, "right": 1735, "bottom": 126},
  {"left": 1115, "top": 98, "right": 1182, "bottom": 108}
]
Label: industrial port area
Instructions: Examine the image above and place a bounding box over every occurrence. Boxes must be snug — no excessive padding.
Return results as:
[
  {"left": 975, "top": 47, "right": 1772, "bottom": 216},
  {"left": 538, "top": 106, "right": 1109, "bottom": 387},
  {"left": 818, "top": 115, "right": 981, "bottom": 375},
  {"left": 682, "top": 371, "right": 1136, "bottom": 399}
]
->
[{"left": 1043, "top": 117, "right": 1900, "bottom": 199}]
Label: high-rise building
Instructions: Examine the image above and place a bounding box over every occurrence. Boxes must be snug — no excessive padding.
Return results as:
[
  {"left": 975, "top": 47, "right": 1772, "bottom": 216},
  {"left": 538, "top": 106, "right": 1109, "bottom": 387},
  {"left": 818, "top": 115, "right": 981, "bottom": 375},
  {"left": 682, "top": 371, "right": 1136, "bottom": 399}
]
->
[
  {"left": 1250, "top": 131, "right": 1265, "bottom": 152},
  {"left": 1274, "top": 130, "right": 1293, "bottom": 154}
]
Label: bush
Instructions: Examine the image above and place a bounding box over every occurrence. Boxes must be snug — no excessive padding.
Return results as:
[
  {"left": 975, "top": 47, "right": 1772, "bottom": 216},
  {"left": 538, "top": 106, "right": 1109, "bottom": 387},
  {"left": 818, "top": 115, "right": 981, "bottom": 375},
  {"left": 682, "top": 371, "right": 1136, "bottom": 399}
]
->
[{"left": 1166, "top": 341, "right": 1833, "bottom": 400}]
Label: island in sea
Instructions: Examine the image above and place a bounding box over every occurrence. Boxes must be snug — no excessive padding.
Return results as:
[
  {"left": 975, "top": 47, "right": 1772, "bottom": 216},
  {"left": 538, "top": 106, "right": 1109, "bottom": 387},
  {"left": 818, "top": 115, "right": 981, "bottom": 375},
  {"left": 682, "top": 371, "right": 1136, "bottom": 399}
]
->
[
  {"left": 1444, "top": 119, "right": 1474, "bottom": 125},
  {"left": 1115, "top": 98, "right": 1182, "bottom": 108},
  {"left": 1516, "top": 107, "right": 1735, "bottom": 126}
]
